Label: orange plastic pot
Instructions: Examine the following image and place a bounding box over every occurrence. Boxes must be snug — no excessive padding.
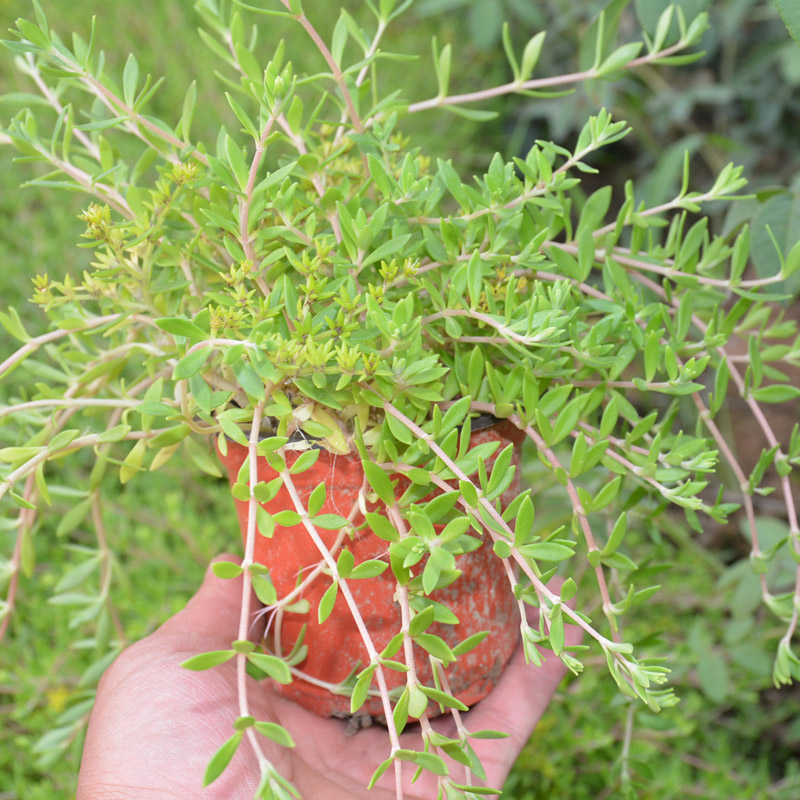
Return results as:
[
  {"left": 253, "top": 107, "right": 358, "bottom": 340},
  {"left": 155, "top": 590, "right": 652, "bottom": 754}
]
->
[{"left": 217, "top": 417, "right": 523, "bottom": 718}]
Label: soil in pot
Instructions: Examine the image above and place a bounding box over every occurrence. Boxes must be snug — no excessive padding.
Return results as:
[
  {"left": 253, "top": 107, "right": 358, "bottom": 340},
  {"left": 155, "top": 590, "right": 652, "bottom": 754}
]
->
[{"left": 217, "top": 416, "right": 523, "bottom": 719}]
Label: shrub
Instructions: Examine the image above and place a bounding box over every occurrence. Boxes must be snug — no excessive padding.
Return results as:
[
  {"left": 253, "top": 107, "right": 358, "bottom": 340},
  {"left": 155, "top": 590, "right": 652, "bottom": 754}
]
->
[{"left": 1, "top": 1, "right": 799, "bottom": 798}]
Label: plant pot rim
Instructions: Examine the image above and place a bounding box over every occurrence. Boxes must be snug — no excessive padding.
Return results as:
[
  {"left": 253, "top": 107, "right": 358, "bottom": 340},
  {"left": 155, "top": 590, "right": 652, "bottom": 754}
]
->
[{"left": 223, "top": 411, "right": 504, "bottom": 447}]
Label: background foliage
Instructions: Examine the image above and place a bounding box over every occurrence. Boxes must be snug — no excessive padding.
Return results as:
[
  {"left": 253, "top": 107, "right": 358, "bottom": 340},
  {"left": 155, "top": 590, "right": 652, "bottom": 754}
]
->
[{"left": 1, "top": 0, "right": 799, "bottom": 798}]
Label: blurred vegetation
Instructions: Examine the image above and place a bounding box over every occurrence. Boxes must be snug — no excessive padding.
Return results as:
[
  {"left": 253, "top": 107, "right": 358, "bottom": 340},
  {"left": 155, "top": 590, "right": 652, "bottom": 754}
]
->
[{"left": 1, "top": 0, "right": 800, "bottom": 798}]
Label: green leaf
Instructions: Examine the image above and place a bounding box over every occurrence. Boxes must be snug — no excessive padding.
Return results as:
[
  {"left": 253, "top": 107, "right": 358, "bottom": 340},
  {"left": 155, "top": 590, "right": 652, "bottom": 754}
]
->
[
  {"left": 122, "top": 53, "right": 139, "bottom": 106},
  {"left": 367, "top": 756, "right": 395, "bottom": 789},
  {"left": 560, "top": 577, "right": 577, "bottom": 603},
  {"left": 396, "top": 749, "right": 448, "bottom": 776},
  {"left": 414, "top": 632, "right": 455, "bottom": 662},
  {"left": 232, "top": 482, "right": 250, "bottom": 502},
  {"left": 644, "top": 329, "right": 660, "bottom": 383},
  {"left": 449, "top": 783, "right": 501, "bottom": 796},
  {"left": 501, "top": 21, "right": 520, "bottom": 79},
  {"left": 311, "top": 513, "right": 349, "bottom": 529},
  {"left": 181, "top": 650, "right": 236, "bottom": 670},
  {"left": 155, "top": 317, "right": 207, "bottom": 339},
  {"left": 179, "top": 80, "right": 197, "bottom": 141},
  {"left": 381, "top": 633, "right": 405, "bottom": 660},
  {"left": 273, "top": 509, "right": 302, "bottom": 526},
  {"left": 137, "top": 401, "right": 178, "bottom": 417},
  {"left": 366, "top": 512, "right": 400, "bottom": 542},
  {"left": 289, "top": 448, "right": 320, "bottom": 474},
  {"left": 232, "top": 359, "right": 264, "bottom": 400},
  {"left": 254, "top": 161, "right": 298, "bottom": 195},
  {"left": 774, "top": 0, "right": 800, "bottom": 47},
  {"left": 439, "top": 516, "right": 470, "bottom": 543},
  {"left": 350, "top": 559, "right": 389, "bottom": 578},
  {"left": 493, "top": 539, "right": 512, "bottom": 559},
  {"left": 0, "top": 446, "right": 45, "bottom": 463},
  {"left": 212, "top": 561, "right": 243, "bottom": 579},
  {"left": 697, "top": 651, "right": 729, "bottom": 703},
  {"left": 336, "top": 548, "right": 355, "bottom": 578},
  {"left": 331, "top": 14, "right": 348, "bottom": 66},
  {"left": 751, "top": 384, "right": 800, "bottom": 403},
  {"left": 459, "top": 479, "right": 479, "bottom": 508},
  {"left": 98, "top": 424, "right": 132, "bottom": 444},
  {"left": 15, "top": 18, "right": 51, "bottom": 49},
  {"left": 234, "top": 41, "right": 261, "bottom": 82},
  {"left": 419, "top": 685, "right": 468, "bottom": 711},
  {"left": 467, "top": 251, "right": 483, "bottom": 307},
  {"left": 362, "top": 234, "right": 412, "bottom": 267},
  {"left": 433, "top": 39, "right": 451, "bottom": 96},
  {"left": 19, "top": 525, "right": 34, "bottom": 575},
  {"left": 784, "top": 238, "right": 800, "bottom": 278},
  {"left": 452, "top": 630, "right": 489, "bottom": 657},
  {"left": 232, "top": 639, "right": 255, "bottom": 655},
  {"left": 596, "top": 41, "right": 643, "bottom": 77},
  {"left": 520, "top": 542, "right": 575, "bottom": 561},
  {"left": 307, "top": 482, "right": 326, "bottom": 516},
  {"left": 444, "top": 105, "right": 498, "bottom": 121},
  {"left": 601, "top": 512, "right": 627, "bottom": 556},
  {"left": 437, "top": 158, "right": 468, "bottom": 208},
  {"left": 551, "top": 396, "right": 583, "bottom": 445},
  {"left": 0, "top": 308, "right": 29, "bottom": 342},
  {"left": 254, "top": 721, "right": 295, "bottom": 748},
  {"left": 54, "top": 555, "right": 101, "bottom": 593},
  {"left": 592, "top": 475, "right": 623, "bottom": 511},
  {"left": 252, "top": 573, "right": 277, "bottom": 605},
  {"left": 173, "top": 347, "right": 209, "bottom": 380},
  {"left": 367, "top": 153, "right": 396, "bottom": 197},
  {"left": 580, "top": 0, "right": 632, "bottom": 71},
  {"left": 469, "top": 729, "right": 510, "bottom": 740},
  {"left": 520, "top": 31, "right": 546, "bottom": 81},
  {"left": 362, "top": 460, "right": 395, "bottom": 505},
  {"left": 203, "top": 731, "right": 243, "bottom": 787},
  {"left": 56, "top": 497, "right": 92, "bottom": 537},
  {"left": 751, "top": 192, "right": 800, "bottom": 293},
  {"left": 120, "top": 439, "right": 147, "bottom": 484},
  {"left": 422, "top": 557, "right": 441, "bottom": 595},
  {"left": 256, "top": 506, "right": 275, "bottom": 538},
  {"left": 601, "top": 551, "right": 637, "bottom": 571},
  {"left": 318, "top": 581, "right": 339, "bottom": 623},
  {"left": 226, "top": 92, "right": 259, "bottom": 140},
  {"left": 184, "top": 436, "right": 223, "bottom": 477},
  {"left": 233, "top": 714, "right": 255, "bottom": 730},
  {"left": 350, "top": 663, "right": 376, "bottom": 713},
  {"left": 407, "top": 606, "right": 434, "bottom": 639},
  {"left": 548, "top": 604, "right": 565, "bottom": 655},
  {"left": 385, "top": 409, "right": 414, "bottom": 443},
  {"left": 247, "top": 652, "right": 291, "bottom": 684}
]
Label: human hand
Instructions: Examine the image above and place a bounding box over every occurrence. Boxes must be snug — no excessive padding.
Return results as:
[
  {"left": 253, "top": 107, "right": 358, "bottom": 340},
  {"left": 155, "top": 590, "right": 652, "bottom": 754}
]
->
[{"left": 77, "top": 555, "right": 581, "bottom": 800}]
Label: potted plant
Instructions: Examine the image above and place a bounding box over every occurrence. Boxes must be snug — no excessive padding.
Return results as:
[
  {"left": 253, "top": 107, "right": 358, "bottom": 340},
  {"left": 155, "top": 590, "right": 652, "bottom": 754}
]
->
[{"left": 2, "top": 1, "right": 800, "bottom": 797}]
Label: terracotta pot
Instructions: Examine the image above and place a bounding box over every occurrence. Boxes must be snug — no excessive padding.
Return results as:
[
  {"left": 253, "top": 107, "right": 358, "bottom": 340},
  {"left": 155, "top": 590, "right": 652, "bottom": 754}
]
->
[{"left": 217, "top": 417, "right": 523, "bottom": 718}]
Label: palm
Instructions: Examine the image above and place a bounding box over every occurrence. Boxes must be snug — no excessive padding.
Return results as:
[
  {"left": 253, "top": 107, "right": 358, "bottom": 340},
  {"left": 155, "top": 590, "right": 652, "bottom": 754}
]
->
[{"left": 78, "top": 559, "right": 579, "bottom": 800}]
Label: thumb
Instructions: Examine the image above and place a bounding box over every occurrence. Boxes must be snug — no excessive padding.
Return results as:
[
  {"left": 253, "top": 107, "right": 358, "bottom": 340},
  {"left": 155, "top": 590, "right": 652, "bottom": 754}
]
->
[{"left": 155, "top": 553, "right": 262, "bottom": 649}]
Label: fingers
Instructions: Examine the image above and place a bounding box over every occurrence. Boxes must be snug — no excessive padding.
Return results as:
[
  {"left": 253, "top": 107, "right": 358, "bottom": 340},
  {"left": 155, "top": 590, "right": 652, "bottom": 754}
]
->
[{"left": 155, "top": 553, "right": 265, "bottom": 648}]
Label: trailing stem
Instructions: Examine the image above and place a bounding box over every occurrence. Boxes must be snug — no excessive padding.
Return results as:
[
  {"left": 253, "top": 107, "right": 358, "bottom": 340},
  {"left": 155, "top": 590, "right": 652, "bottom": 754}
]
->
[
  {"left": 381, "top": 402, "right": 630, "bottom": 668},
  {"left": 0, "top": 429, "right": 169, "bottom": 502},
  {"left": 240, "top": 117, "right": 277, "bottom": 297},
  {"left": 529, "top": 259, "right": 775, "bottom": 600},
  {"left": 277, "top": 465, "right": 405, "bottom": 799},
  {"left": 277, "top": 0, "right": 363, "bottom": 134},
  {"left": 406, "top": 39, "right": 694, "bottom": 115},
  {"left": 238, "top": 401, "right": 283, "bottom": 787}
]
